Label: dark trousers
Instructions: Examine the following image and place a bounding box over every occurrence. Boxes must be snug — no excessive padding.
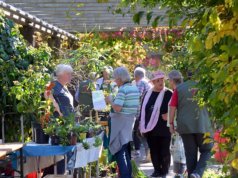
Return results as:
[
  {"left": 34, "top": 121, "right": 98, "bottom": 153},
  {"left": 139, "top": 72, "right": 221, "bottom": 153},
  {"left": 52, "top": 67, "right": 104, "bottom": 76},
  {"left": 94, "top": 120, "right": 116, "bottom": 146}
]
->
[
  {"left": 133, "top": 119, "right": 141, "bottom": 150},
  {"left": 146, "top": 134, "right": 171, "bottom": 175},
  {"left": 133, "top": 119, "right": 149, "bottom": 151},
  {"left": 115, "top": 143, "right": 132, "bottom": 178},
  {"left": 180, "top": 133, "right": 213, "bottom": 177}
]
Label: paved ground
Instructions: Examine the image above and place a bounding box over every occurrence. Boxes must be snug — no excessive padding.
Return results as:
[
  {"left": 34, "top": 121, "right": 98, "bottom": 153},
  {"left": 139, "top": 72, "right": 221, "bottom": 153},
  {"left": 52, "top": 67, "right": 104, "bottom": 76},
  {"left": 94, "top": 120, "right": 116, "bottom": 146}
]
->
[
  {"left": 136, "top": 160, "right": 176, "bottom": 178},
  {"left": 134, "top": 148, "right": 222, "bottom": 178},
  {"left": 133, "top": 148, "right": 178, "bottom": 178}
]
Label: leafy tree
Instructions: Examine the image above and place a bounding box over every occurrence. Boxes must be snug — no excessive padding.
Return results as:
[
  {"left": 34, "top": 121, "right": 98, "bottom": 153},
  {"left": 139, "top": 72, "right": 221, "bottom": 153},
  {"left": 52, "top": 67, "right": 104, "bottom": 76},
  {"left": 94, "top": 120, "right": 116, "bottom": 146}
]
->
[
  {"left": 0, "top": 14, "right": 56, "bottom": 142},
  {"left": 117, "top": 0, "right": 238, "bottom": 175}
]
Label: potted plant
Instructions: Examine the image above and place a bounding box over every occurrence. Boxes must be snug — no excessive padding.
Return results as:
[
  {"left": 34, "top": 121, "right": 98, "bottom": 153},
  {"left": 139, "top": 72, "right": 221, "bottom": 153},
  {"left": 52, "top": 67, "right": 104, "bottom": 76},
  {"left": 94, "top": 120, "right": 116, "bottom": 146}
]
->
[
  {"left": 72, "top": 125, "right": 88, "bottom": 142},
  {"left": 43, "top": 114, "right": 76, "bottom": 146},
  {"left": 44, "top": 118, "right": 60, "bottom": 145},
  {"left": 109, "top": 162, "right": 117, "bottom": 174},
  {"left": 31, "top": 81, "right": 55, "bottom": 144},
  {"left": 82, "top": 141, "right": 90, "bottom": 150},
  {"left": 93, "top": 136, "right": 103, "bottom": 147},
  {"left": 99, "top": 164, "right": 109, "bottom": 177}
]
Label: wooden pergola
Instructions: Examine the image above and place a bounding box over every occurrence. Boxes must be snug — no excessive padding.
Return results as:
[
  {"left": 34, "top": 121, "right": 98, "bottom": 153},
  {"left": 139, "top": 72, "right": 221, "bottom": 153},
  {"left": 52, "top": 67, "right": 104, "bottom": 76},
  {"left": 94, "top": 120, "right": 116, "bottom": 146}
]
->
[{"left": 2, "top": 0, "right": 167, "bottom": 33}]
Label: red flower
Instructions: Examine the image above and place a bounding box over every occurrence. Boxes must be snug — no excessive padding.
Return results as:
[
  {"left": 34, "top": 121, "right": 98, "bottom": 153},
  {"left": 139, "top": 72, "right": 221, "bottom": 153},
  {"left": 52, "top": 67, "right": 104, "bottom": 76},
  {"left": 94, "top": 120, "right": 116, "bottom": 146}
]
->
[
  {"left": 214, "top": 150, "right": 228, "bottom": 163},
  {"left": 214, "top": 130, "right": 229, "bottom": 143},
  {"left": 46, "top": 82, "right": 55, "bottom": 91}
]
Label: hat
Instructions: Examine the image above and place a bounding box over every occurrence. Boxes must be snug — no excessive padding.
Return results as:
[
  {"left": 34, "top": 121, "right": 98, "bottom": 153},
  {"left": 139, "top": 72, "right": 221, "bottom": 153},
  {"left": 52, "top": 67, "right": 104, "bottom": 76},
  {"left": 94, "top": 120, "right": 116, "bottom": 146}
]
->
[{"left": 150, "top": 71, "right": 166, "bottom": 81}]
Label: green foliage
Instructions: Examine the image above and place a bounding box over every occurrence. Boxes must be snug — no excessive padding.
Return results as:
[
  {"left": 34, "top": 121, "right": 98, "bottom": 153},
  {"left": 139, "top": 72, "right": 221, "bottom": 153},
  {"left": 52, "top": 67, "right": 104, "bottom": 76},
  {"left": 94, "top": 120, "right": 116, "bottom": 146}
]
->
[
  {"left": 120, "top": 0, "right": 238, "bottom": 175},
  {"left": 0, "top": 14, "right": 56, "bottom": 142},
  {"left": 82, "top": 141, "right": 90, "bottom": 149},
  {"left": 203, "top": 168, "right": 227, "bottom": 178},
  {"left": 44, "top": 114, "right": 75, "bottom": 146},
  {"left": 93, "top": 136, "right": 103, "bottom": 147},
  {"left": 63, "top": 32, "right": 147, "bottom": 77},
  {"left": 131, "top": 160, "right": 147, "bottom": 178}
]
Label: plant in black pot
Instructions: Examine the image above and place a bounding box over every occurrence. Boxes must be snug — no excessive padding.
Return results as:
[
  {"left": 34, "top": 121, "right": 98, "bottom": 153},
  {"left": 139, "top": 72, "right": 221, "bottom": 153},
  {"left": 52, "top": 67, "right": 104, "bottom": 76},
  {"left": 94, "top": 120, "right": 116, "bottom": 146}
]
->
[
  {"left": 44, "top": 114, "right": 75, "bottom": 146},
  {"left": 93, "top": 124, "right": 103, "bottom": 136},
  {"left": 109, "top": 162, "right": 117, "bottom": 175},
  {"left": 44, "top": 118, "right": 59, "bottom": 145},
  {"left": 99, "top": 163, "right": 109, "bottom": 177}
]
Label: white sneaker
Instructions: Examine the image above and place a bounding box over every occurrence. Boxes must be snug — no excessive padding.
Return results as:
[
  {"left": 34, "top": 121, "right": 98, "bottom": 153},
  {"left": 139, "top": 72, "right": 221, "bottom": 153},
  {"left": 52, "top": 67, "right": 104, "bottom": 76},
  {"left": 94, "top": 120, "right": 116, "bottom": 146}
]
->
[{"left": 134, "top": 150, "right": 141, "bottom": 157}]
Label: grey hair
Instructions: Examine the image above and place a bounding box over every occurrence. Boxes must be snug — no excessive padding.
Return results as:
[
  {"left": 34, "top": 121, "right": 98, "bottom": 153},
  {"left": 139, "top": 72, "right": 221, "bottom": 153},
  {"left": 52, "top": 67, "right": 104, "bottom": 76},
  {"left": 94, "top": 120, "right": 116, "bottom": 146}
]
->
[
  {"left": 168, "top": 70, "right": 183, "bottom": 85},
  {"left": 134, "top": 67, "right": 146, "bottom": 79},
  {"left": 55, "top": 64, "right": 73, "bottom": 76},
  {"left": 113, "top": 66, "right": 131, "bottom": 83}
]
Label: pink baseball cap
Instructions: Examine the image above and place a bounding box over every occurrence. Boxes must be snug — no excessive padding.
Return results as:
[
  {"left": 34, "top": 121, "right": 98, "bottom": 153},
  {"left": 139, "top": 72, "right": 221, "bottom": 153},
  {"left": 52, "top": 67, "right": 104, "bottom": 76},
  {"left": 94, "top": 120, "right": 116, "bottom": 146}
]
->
[{"left": 150, "top": 71, "right": 166, "bottom": 81}]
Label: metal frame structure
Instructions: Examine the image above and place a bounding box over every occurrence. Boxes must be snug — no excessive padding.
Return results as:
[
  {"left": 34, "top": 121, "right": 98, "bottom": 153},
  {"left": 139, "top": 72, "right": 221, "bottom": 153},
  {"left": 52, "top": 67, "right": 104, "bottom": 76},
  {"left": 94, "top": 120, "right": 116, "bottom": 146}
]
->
[{"left": 0, "top": 1, "right": 78, "bottom": 40}]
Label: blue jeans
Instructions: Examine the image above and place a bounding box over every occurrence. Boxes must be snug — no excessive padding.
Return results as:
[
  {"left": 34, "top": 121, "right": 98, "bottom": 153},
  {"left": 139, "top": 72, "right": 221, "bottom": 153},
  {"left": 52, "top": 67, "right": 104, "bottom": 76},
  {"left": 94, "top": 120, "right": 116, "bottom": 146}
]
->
[
  {"left": 115, "top": 143, "right": 132, "bottom": 178},
  {"left": 180, "top": 133, "right": 213, "bottom": 177}
]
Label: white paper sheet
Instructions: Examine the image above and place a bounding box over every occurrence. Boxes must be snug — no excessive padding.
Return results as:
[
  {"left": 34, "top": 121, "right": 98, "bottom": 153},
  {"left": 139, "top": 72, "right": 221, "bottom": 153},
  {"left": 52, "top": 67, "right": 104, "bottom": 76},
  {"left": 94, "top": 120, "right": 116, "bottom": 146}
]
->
[{"left": 92, "top": 90, "right": 107, "bottom": 111}]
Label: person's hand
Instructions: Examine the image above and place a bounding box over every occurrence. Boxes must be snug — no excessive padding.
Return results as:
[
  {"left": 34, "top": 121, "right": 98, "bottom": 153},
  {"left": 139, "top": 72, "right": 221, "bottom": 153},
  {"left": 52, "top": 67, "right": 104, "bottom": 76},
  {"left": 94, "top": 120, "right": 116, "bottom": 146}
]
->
[
  {"left": 105, "top": 95, "right": 112, "bottom": 104},
  {"left": 54, "top": 104, "right": 63, "bottom": 117},
  {"left": 169, "top": 123, "right": 176, "bottom": 134},
  {"left": 44, "top": 90, "right": 51, "bottom": 99},
  {"left": 162, "top": 113, "right": 168, "bottom": 121}
]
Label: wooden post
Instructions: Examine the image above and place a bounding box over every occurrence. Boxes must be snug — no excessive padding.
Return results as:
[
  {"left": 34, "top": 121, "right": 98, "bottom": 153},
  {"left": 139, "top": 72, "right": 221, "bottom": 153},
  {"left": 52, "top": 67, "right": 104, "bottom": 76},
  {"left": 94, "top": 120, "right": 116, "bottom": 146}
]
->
[
  {"left": 20, "top": 115, "right": 24, "bottom": 143},
  {"left": 89, "top": 110, "right": 92, "bottom": 122},
  {"left": 95, "top": 111, "right": 99, "bottom": 123},
  {"left": 1, "top": 111, "right": 5, "bottom": 143},
  {"left": 96, "top": 160, "right": 99, "bottom": 178},
  {"left": 48, "top": 32, "right": 61, "bottom": 56}
]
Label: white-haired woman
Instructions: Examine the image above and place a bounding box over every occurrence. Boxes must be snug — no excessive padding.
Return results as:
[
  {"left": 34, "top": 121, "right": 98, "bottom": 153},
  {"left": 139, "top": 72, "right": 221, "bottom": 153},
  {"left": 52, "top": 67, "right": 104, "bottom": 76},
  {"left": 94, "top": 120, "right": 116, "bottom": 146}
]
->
[
  {"left": 96, "top": 66, "right": 113, "bottom": 90},
  {"left": 45, "top": 64, "right": 74, "bottom": 117},
  {"left": 43, "top": 64, "right": 74, "bottom": 175},
  {"left": 105, "top": 66, "right": 140, "bottom": 178},
  {"left": 52, "top": 64, "right": 74, "bottom": 117},
  {"left": 167, "top": 70, "right": 183, "bottom": 127},
  {"left": 168, "top": 70, "right": 183, "bottom": 91}
]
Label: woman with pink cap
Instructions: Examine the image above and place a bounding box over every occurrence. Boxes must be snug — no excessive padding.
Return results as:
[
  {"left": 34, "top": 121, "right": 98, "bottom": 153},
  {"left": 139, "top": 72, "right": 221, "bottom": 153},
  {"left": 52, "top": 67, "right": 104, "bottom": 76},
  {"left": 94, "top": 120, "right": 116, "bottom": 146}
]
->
[{"left": 139, "top": 70, "right": 172, "bottom": 178}]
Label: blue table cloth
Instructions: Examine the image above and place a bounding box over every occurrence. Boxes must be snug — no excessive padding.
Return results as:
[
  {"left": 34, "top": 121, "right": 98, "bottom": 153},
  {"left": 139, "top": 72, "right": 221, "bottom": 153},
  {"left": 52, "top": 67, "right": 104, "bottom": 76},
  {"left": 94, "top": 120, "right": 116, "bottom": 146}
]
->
[{"left": 23, "top": 144, "right": 75, "bottom": 157}]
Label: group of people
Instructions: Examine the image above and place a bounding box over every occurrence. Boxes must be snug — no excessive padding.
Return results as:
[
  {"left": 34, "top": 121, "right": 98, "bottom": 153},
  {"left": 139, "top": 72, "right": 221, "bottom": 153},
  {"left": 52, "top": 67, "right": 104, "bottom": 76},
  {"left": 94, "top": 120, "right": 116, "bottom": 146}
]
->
[{"left": 47, "top": 64, "right": 213, "bottom": 178}]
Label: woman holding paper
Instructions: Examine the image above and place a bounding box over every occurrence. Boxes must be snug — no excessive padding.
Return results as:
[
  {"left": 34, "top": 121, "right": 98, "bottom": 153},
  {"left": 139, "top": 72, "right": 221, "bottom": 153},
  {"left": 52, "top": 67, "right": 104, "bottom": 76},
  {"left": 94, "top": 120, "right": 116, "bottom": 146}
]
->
[
  {"left": 139, "top": 71, "right": 172, "bottom": 178},
  {"left": 96, "top": 66, "right": 113, "bottom": 90},
  {"left": 105, "top": 66, "right": 140, "bottom": 178}
]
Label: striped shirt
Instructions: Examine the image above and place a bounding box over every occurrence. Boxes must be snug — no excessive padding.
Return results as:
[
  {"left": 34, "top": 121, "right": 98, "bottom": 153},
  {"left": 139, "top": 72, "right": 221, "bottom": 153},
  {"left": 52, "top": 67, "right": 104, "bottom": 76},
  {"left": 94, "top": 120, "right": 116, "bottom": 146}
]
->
[
  {"left": 113, "top": 83, "right": 140, "bottom": 114},
  {"left": 136, "top": 78, "right": 152, "bottom": 98},
  {"left": 135, "top": 78, "right": 152, "bottom": 117}
]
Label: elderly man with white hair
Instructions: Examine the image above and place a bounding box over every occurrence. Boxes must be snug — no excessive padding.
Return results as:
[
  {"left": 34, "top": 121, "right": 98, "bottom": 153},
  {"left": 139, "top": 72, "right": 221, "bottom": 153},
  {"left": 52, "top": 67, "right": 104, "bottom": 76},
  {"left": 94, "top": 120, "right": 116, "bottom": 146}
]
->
[{"left": 133, "top": 67, "right": 152, "bottom": 160}]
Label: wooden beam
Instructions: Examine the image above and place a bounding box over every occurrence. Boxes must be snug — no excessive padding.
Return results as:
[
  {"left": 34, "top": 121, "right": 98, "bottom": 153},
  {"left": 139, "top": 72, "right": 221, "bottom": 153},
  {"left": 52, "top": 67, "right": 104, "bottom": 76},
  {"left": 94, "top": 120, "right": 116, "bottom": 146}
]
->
[
  {"left": 0, "top": 1, "right": 78, "bottom": 40},
  {"left": 5, "top": 0, "right": 119, "bottom": 3}
]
